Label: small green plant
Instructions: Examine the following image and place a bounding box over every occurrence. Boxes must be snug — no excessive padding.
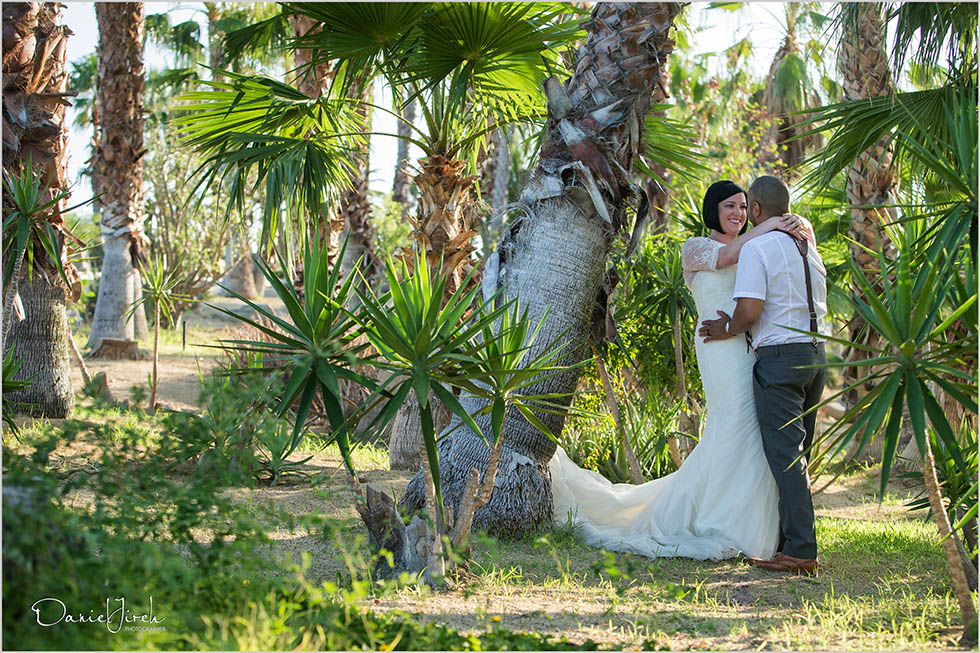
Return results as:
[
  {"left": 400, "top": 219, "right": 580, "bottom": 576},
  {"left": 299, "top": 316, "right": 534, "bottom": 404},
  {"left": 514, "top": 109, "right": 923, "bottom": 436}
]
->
[
  {"left": 351, "top": 250, "right": 512, "bottom": 530},
  {"left": 130, "top": 256, "right": 189, "bottom": 413},
  {"left": 1, "top": 350, "right": 34, "bottom": 435},
  {"left": 254, "top": 418, "right": 314, "bottom": 486},
  {"left": 209, "top": 238, "right": 373, "bottom": 482},
  {"left": 2, "top": 158, "right": 89, "bottom": 341}
]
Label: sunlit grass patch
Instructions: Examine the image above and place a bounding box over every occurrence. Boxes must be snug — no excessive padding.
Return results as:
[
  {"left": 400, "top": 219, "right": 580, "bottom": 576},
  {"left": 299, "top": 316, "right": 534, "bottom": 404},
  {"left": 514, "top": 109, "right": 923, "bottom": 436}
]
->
[
  {"left": 316, "top": 439, "right": 390, "bottom": 470},
  {"left": 767, "top": 583, "right": 961, "bottom": 650}
]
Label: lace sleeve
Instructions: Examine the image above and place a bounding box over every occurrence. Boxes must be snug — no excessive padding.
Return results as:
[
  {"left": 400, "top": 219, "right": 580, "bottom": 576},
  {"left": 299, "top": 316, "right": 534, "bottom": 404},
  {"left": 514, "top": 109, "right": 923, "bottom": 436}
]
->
[
  {"left": 682, "top": 237, "right": 721, "bottom": 273},
  {"left": 681, "top": 237, "right": 722, "bottom": 288}
]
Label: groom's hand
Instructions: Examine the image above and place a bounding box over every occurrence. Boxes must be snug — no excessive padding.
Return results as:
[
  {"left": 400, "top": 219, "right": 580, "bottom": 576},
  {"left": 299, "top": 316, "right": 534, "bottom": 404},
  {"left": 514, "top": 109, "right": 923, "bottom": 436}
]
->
[{"left": 699, "top": 310, "right": 736, "bottom": 342}]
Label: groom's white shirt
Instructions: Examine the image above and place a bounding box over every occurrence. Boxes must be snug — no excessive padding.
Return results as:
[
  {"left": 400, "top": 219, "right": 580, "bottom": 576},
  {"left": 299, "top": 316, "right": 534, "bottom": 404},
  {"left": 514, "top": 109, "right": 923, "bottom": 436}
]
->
[{"left": 732, "top": 231, "right": 829, "bottom": 349}]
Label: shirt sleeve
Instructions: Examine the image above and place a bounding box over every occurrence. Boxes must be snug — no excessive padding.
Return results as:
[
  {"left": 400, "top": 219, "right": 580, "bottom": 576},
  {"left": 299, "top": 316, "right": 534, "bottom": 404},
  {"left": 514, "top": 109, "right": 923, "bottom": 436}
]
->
[
  {"left": 733, "top": 241, "right": 767, "bottom": 301},
  {"left": 681, "top": 237, "right": 720, "bottom": 273}
]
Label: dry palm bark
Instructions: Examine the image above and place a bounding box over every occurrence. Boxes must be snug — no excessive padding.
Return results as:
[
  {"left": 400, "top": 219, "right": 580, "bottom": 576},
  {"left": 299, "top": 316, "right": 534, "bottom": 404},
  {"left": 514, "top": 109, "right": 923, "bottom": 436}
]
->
[
  {"left": 409, "top": 154, "right": 481, "bottom": 296},
  {"left": 87, "top": 2, "right": 147, "bottom": 357},
  {"left": 479, "top": 126, "right": 512, "bottom": 216},
  {"left": 399, "top": 2, "right": 684, "bottom": 536},
  {"left": 838, "top": 3, "right": 904, "bottom": 463},
  {"left": 2, "top": 2, "right": 77, "bottom": 416}
]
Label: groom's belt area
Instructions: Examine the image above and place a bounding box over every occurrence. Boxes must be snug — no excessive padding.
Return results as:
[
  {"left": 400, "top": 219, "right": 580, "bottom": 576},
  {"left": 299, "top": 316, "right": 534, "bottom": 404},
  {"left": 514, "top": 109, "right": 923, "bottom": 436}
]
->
[{"left": 755, "top": 342, "right": 825, "bottom": 358}]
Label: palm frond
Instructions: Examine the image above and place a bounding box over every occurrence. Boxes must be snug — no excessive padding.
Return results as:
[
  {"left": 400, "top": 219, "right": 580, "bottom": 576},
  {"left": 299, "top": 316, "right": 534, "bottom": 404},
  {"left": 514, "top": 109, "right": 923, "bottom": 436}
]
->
[
  {"left": 796, "top": 79, "right": 977, "bottom": 196},
  {"left": 174, "top": 71, "right": 366, "bottom": 247},
  {"left": 639, "top": 105, "right": 710, "bottom": 184},
  {"left": 887, "top": 2, "right": 977, "bottom": 73},
  {"left": 220, "top": 13, "right": 292, "bottom": 67}
]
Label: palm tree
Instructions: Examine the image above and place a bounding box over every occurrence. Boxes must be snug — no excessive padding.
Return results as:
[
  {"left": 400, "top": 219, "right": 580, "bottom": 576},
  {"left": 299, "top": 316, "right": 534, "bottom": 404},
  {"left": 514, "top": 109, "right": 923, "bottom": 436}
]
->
[
  {"left": 87, "top": 2, "right": 148, "bottom": 357},
  {"left": 399, "top": 2, "right": 686, "bottom": 536},
  {"left": 759, "top": 3, "right": 826, "bottom": 178},
  {"left": 837, "top": 2, "right": 901, "bottom": 463},
  {"left": 287, "top": 2, "right": 581, "bottom": 293},
  {"left": 2, "top": 2, "right": 77, "bottom": 417}
]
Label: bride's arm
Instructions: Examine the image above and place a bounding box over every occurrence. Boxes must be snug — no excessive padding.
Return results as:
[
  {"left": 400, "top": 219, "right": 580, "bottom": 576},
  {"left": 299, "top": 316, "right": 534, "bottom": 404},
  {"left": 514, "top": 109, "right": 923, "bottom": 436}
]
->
[{"left": 715, "top": 214, "right": 802, "bottom": 268}]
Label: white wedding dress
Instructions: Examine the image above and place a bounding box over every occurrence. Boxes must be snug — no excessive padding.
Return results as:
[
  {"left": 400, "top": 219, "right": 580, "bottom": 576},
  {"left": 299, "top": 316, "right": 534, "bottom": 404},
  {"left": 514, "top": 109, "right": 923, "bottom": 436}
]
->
[{"left": 548, "top": 238, "right": 779, "bottom": 560}]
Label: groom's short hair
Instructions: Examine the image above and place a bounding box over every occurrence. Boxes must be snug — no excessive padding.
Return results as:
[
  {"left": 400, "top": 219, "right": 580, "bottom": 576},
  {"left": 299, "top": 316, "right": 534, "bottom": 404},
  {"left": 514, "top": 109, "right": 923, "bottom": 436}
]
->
[{"left": 749, "top": 176, "right": 791, "bottom": 217}]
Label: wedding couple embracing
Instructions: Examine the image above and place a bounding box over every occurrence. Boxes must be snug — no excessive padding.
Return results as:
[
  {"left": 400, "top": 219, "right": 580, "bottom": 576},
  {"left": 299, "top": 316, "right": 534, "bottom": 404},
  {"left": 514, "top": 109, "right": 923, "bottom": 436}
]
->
[{"left": 549, "top": 175, "right": 828, "bottom": 575}]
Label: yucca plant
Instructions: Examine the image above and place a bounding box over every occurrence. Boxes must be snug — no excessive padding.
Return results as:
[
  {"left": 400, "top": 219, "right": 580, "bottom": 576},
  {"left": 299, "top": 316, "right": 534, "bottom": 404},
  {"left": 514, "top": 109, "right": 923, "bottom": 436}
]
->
[
  {"left": 2, "top": 161, "right": 86, "bottom": 341},
  {"left": 351, "top": 252, "right": 508, "bottom": 512},
  {"left": 441, "top": 299, "right": 575, "bottom": 552},
  {"left": 209, "top": 238, "right": 374, "bottom": 482},
  {"left": 128, "top": 257, "right": 188, "bottom": 413},
  {"left": 351, "top": 254, "right": 579, "bottom": 581},
  {"left": 349, "top": 249, "right": 514, "bottom": 583},
  {"left": 807, "top": 221, "right": 977, "bottom": 635}
]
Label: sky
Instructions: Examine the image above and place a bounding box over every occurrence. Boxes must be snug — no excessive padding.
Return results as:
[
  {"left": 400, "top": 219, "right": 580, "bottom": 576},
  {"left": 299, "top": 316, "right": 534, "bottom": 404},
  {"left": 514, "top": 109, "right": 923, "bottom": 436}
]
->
[{"left": 59, "top": 1, "right": 797, "bottom": 215}]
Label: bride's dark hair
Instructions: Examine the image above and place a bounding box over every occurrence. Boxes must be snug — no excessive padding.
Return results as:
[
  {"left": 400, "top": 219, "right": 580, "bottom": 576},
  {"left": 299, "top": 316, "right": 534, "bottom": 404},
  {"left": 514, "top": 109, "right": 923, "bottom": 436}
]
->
[{"left": 702, "top": 180, "right": 748, "bottom": 235}]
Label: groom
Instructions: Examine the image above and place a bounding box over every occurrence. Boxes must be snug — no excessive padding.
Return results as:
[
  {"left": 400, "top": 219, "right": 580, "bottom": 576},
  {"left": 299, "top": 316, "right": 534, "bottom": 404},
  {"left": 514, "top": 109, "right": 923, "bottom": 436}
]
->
[{"left": 699, "top": 175, "right": 828, "bottom": 575}]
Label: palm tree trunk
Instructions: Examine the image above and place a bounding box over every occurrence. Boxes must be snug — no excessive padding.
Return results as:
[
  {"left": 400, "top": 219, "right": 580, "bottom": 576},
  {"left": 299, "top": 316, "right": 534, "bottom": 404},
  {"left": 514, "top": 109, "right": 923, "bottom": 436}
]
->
[
  {"left": 411, "top": 154, "right": 480, "bottom": 294},
  {"left": 338, "top": 78, "right": 377, "bottom": 287},
  {"left": 2, "top": 2, "right": 76, "bottom": 417},
  {"left": 88, "top": 231, "right": 137, "bottom": 347},
  {"left": 4, "top": 275, "right": 74, "bottom": 418},
  {"left": 288, "top": 12, "right": 341, "bottom": 265},
  {"left": 389, "top": 153, "right": 479, "bottom": 470},
  {"left": 88, "top": 2, "right": 147, "bottom": 357},
  {"left": 400, "top": 3, "right": 684, "bottom": 537},
  {"left": 839, "top": 3, "right": 902, "bottom": 464}
]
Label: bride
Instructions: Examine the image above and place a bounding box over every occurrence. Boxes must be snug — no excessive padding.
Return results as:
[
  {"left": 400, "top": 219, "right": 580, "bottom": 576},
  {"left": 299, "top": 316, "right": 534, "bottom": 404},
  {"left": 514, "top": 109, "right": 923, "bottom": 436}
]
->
[{"left": 548, "top": 180, "right": 809, "bottom": 560}]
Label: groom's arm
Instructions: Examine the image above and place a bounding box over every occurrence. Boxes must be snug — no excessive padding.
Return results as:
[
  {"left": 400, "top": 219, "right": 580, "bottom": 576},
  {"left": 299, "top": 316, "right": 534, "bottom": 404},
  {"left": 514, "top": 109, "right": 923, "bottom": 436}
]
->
[{"left": 698, "top": 299, "right": 763, "bottom": 342}]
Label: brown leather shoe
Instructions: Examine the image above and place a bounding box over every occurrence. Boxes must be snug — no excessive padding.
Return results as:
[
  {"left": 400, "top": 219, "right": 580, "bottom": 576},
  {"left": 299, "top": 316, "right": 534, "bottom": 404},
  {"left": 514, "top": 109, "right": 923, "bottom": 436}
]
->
[{"left": 749, "top": 553, "right": 819, "bottom": 575}]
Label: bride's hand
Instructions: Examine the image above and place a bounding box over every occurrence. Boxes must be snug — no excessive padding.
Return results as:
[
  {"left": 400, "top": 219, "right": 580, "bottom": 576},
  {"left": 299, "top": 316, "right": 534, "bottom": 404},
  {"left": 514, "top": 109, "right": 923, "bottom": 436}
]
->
[{"left": 766, "top": 213, "right": 815, "bottom": 243}]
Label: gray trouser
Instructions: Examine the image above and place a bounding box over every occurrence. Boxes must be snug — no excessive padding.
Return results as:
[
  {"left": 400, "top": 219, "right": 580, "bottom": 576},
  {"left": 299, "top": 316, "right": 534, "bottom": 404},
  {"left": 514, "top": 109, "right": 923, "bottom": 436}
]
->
[{"left": 752, "top": 342, "right": 826, "bottom": 560}]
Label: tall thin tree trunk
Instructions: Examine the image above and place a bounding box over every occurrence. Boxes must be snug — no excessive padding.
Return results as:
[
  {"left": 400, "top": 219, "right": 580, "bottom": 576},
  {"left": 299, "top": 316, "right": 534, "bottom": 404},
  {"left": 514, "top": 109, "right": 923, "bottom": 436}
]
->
[
  {"left": 339, "top": 79, "right": 376, "bottom": 286},
  {"left": 88, "top": 2, "right": 147, "bottom": 357},
  {"left": 592, "top": 344, "right": 644, "bottom": 484},
  {"left": 132, "top": 270, "right": 148, "bottom": 341},
  {"left": 66, "top": 311, "right": 92, "bottom": 387},
  {"left": 150, "top": 303, "right": 159, "bottom": 412},
  {"left": 400, "top": 3, "right": 684, "bottom": 536},
  {"left": 288, "top": 12, "right": 339, "bottom": 264},
  {"left": 393, "top": 98, "right": 416, "bottom": 217},
  {"left": 919, "top": 433, "right": 978, "bottom": 637}
]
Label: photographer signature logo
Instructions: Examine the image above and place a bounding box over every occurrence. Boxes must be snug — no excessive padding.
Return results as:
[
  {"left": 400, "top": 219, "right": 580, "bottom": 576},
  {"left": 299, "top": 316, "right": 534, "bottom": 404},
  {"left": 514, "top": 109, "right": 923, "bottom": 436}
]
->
[{"left": 31, "top": 596, "right": 165, "bottom": 633}]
